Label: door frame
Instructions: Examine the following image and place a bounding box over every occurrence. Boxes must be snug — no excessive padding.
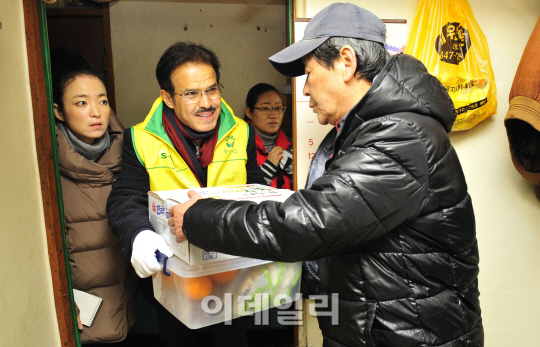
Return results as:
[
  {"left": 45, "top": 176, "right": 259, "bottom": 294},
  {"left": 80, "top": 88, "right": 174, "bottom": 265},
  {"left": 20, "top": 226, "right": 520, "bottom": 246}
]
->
[
  {"left": 23, "top": 0, "right": 77, "bottom": 346},
  {"left": 24, "top": 1, "right": 296, "bottom": 346}
]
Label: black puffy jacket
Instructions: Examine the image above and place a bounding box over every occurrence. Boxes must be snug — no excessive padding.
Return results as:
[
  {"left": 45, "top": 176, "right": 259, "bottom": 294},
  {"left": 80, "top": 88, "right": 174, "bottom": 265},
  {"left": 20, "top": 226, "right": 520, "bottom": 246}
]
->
[{"left": 184, "top": 54, "right": 483, "bottom": 347}]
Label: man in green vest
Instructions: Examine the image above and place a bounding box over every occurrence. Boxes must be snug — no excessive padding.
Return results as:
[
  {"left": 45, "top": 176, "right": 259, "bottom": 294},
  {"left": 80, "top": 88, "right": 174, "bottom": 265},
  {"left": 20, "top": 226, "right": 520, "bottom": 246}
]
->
[{"left": 107, "top": 41, "right": 265, "bottom": 347}]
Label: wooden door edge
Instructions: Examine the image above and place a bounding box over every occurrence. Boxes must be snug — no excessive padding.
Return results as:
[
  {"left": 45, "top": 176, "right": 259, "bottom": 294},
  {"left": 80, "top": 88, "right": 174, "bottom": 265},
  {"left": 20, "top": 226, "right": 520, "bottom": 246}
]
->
[{"left": 23, "top": 0, "right": 75, "bottom": 346}]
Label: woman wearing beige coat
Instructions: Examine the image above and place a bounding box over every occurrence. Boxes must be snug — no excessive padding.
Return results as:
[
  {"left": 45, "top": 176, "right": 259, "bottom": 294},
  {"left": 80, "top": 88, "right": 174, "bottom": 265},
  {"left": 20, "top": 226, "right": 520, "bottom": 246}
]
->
[{"left": 51, "top": 48, "right": 136, "bottom": 345}]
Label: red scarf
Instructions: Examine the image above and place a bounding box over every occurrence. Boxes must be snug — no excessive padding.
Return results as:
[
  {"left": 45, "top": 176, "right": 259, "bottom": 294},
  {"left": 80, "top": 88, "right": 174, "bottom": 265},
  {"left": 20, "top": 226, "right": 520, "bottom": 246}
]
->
[
  {"left": 162, "top": 106, "right": 218, "bottom": 187},
  {"left": 254, "top": 129, "right": 292, "bottom": 189}
]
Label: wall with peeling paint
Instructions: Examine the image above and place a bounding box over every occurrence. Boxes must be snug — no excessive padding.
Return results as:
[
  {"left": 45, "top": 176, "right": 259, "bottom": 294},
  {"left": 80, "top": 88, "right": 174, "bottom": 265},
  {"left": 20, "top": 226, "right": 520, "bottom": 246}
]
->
[{"left": 109, "top": 0, "right": 287, "bottom": 127}]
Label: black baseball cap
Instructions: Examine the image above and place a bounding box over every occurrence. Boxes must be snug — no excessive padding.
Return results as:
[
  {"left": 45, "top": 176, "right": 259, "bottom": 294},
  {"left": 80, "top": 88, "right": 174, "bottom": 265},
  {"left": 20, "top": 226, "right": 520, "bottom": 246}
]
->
[{"left": 269, "top": 3, "right": 386, "bottom": 77}]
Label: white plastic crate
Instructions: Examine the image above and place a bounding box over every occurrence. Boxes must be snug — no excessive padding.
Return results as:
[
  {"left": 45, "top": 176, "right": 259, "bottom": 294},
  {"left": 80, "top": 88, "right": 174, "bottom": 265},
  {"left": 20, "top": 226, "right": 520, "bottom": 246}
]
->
[{"left": 152, "top": 256, "right": 302, "bottom": 329}]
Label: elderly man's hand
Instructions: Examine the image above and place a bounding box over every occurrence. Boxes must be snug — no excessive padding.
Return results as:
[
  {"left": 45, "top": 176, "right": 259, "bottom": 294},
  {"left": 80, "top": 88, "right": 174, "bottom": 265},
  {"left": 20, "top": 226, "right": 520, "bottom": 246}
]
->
[{"left": 168, "top": 190, "right": 202, "bottom": 243}]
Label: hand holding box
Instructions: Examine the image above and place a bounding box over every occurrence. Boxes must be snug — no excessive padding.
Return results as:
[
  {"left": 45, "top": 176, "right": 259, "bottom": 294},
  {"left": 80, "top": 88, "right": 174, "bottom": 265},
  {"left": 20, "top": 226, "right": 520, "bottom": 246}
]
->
[{"left": 167, "top": 190, "right": 202, "bottom": 243}]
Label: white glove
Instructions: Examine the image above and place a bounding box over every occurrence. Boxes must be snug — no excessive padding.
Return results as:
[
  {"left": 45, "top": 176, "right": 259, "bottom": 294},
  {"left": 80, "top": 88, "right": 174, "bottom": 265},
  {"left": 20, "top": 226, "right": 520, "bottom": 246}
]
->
[{"left": 131, "top": 229, "right": 173, "bottom": 278}]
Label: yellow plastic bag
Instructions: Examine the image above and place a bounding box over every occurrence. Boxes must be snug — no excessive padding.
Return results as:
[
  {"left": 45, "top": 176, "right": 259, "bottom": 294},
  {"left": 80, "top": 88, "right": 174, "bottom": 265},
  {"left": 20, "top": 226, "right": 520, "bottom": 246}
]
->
[{"left": 404, "top": 0, "right": 497, "bottom": 131}]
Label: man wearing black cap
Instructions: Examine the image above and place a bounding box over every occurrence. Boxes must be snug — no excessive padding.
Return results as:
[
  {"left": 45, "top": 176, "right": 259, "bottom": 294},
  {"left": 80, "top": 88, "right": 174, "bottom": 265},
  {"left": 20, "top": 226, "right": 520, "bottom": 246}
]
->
[{"left": 168, "top": 3, "right": 483, "bottom": 346}]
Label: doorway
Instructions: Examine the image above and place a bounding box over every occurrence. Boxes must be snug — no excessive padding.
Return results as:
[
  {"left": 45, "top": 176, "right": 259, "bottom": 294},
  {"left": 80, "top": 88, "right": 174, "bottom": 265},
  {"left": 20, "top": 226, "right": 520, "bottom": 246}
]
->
[
  {"left": 46, "top": 6, "right": 116, "bottom": 112},
  {"left": 33, "top": 0, "right": 297, "bottom": 346}
]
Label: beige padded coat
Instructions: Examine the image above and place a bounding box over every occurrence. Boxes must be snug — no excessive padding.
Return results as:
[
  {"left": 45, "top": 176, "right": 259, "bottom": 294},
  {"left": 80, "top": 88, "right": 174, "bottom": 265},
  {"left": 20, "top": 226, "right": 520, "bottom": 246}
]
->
[{"left": 56, "top": 113, "right": 136, "bottom": 344}]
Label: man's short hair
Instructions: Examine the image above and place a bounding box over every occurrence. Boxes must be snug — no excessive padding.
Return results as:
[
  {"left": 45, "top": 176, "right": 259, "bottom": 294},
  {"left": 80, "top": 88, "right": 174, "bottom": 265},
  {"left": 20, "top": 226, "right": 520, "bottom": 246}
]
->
[
  {"left": 312, "top": 37, "right": 391, "bottom": 83},
  {"left": 156, "top": 42, "right": 221, "bottom": 94}
]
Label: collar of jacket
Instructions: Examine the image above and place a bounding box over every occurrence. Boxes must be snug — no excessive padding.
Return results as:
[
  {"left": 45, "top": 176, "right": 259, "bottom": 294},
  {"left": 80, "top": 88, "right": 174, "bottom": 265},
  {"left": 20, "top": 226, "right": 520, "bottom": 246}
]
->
[
  {"left": 254, "top": 128, "right": 290, "bottom": 155},
  {"left": 335, "top": 54, "right": 456, "bottom": 150},
  {"left": 56, "top": 111, "right": 124, "bottom": 183},
  {"left": 141, "top": 96, "right": 239, "bottom": 147}
]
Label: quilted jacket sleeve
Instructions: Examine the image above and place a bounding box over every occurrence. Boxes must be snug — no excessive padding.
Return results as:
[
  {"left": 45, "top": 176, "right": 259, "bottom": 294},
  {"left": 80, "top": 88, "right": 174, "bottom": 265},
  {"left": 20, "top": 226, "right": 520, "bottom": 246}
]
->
[
  {"left": 183, "top": 119, "right": 432, "bottom": 262},
  {"left": 107, "top": 128, "right": 153, "bottom": 259}
]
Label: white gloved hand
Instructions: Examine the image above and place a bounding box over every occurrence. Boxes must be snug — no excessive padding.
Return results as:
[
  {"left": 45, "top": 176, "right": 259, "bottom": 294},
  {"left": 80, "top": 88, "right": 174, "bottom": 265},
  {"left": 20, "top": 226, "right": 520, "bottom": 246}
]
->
[{"left": 131, "top": 229, "right": 173, "bottom": 278}]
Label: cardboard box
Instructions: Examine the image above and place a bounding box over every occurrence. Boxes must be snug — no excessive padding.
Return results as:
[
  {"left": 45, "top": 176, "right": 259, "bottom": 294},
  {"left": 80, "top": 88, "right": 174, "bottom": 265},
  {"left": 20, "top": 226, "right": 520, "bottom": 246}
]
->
[
  {"left": 148, "top": 184, "right": 294, "bottom": 266},
  {"left": 152, "top": 256, "right": 302, "bottom": 329}
]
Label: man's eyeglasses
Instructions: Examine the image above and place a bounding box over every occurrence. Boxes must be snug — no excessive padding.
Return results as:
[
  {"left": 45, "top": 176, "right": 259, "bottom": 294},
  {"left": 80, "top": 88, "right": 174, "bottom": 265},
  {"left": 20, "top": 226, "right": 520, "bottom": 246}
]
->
[
  {"left": 253, "top": 106, "right": 287, "bottom": 115},
  {"left": 174, "top": 86, "right": 221, "bottom": 104}
]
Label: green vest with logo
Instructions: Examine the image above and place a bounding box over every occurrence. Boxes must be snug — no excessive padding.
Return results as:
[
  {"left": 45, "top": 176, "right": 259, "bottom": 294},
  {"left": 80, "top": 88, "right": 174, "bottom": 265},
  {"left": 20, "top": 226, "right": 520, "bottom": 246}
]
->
[{"left": 131, "top": 97, "right": 249, "bottom": 191}]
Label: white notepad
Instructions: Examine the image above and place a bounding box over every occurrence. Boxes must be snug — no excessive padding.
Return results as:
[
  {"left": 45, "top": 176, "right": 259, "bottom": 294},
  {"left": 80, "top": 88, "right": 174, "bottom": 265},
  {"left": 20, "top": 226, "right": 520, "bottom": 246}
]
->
[{"left": 73, "top": 289, "right": 103, "bottom": 327}]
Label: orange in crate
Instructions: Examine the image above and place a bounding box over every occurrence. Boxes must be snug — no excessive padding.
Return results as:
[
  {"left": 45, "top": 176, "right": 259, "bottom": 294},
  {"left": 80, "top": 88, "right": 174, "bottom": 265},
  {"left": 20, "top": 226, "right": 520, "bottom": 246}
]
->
[
  {"left": 180, "top": 276, "right": 213, "bottom": 301},
  {"left": 209, "top": 269, "right": 238, "bottom": 284}
]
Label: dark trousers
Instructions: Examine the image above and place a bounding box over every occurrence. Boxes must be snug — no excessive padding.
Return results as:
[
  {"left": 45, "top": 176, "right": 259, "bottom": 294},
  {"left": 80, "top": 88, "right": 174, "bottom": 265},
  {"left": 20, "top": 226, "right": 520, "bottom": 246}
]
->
[{"left": 139, "top": 277, "right": 249, "bottom": 347}]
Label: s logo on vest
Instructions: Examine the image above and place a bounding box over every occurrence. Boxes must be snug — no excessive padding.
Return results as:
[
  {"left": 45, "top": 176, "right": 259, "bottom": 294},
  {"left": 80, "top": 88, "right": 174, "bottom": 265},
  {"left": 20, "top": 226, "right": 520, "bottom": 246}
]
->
[{"left": 160, "top": 150, "right": 171, "bottom": 160}]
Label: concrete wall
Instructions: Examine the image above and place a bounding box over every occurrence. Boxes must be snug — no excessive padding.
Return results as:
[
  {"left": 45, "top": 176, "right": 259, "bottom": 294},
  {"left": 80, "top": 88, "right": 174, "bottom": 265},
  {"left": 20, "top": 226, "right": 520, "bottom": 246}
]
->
[
  {"left": 297, "top": 0, "right": 540, "bottom": 346},
  {"left": 0, "top": 1, "right": 61, "bottom": 346},
  {"left": 109, "top": 0, "right": 287, "bottom": 127}
]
